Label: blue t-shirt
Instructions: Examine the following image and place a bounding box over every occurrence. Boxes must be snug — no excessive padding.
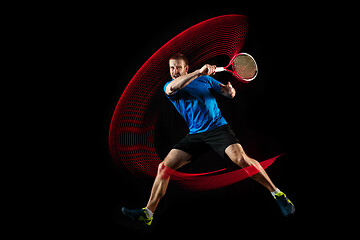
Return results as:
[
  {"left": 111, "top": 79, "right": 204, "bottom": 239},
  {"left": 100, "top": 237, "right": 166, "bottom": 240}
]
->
[{"left": 164, "top": 75, "right": 228, "bottom": 134}]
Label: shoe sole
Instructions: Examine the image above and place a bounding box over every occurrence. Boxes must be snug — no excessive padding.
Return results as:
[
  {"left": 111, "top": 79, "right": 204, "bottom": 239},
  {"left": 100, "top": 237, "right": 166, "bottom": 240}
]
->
[{"left": 121, "top": 207, "right": 136, "bottom": 221}]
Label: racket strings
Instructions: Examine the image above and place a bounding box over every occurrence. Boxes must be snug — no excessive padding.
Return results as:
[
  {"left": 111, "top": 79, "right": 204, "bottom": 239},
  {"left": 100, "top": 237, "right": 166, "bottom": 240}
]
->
[{"left": 233, "top": 55, "right": 257, "bottom": 79}]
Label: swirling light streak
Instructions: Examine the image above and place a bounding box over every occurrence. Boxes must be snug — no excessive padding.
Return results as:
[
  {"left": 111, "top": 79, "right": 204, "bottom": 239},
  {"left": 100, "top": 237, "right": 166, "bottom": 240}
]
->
[{"left": 109, "top": 14, "right": 281, "bottom": 190}]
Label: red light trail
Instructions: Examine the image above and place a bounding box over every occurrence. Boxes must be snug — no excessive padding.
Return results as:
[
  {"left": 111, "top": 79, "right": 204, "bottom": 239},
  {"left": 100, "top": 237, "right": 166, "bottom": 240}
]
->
[{"left": 109, "top": 14, "right": 282, "bottom": 190}]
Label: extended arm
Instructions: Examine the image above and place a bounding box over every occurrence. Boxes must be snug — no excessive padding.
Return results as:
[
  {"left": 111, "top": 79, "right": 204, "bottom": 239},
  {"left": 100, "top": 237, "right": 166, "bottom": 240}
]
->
[{"left": 165, "top": 64, "right": 216, "bottom": 95}]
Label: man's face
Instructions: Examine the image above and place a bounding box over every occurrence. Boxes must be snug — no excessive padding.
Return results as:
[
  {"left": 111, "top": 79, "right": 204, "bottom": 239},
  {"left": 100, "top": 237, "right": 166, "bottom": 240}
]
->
[{"left": 169, "top": 59, "right": 189, "bottom": 79}]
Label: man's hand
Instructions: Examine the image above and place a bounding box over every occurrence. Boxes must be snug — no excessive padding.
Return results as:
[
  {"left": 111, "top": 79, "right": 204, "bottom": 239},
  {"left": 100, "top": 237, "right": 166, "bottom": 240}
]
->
[
  {"left": 219, "top": 82, "right": 236, "bottom": 98},
  {"left": 199, "top": 64, "right": 216, "bottom": 76}
]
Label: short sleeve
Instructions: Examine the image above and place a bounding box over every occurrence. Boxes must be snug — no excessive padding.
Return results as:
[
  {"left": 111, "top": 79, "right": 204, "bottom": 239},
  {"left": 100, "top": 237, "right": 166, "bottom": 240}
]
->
[
  {"left": 164, "top": 81, "right": 177, "bottom": 99},
  {"left": 206, "top": 76, "right": 222, "bottom": 94},
  {"left": 164, "top": 81, "right": 170, "bottom": 94}
]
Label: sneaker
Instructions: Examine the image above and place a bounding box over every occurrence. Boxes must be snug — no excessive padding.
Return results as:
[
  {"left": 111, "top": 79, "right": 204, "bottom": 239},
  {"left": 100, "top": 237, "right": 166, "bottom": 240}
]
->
[
  {"left": 121, "top": 207, "right": 153, "bottom": 226},
  {"left": 274, "top": 192, "right": 295, "bottom": 217}
]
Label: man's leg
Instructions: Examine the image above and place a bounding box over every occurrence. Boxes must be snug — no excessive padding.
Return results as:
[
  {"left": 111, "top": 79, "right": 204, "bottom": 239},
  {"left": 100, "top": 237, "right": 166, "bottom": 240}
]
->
[
  {"left": 122, "top": 149, "right": 192, "bottom": 225},
  {"left": 225, "top": 143, "right": 277, "bottom": 191},
  {"left": 146, "top": 149, "right": 192, "bottom": 213},
  {"left": 225, "top": 143, "right": 295, "bottom": 216}
]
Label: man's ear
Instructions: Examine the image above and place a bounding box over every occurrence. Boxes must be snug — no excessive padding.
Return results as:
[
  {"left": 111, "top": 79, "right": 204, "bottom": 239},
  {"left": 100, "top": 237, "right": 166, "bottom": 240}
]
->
[{"left": 185, "top": 65, "right": 189, "bottom": 73}]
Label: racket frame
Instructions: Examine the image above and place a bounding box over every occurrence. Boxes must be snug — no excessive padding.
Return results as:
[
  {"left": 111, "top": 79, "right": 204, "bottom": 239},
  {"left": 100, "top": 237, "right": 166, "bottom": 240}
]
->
[{"left": 215, "top": 52, "right": 258, "bottom": 83}]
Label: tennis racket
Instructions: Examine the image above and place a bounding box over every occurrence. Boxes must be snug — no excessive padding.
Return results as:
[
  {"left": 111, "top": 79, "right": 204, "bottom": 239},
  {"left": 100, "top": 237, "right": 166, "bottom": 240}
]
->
[{"left": 215, "top": 53, "right": 258, "bottom": 83}]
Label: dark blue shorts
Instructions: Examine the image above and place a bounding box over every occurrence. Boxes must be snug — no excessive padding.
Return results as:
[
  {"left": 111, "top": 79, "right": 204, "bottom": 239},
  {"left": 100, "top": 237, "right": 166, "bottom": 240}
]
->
[{"left": 173, "top": 124, "right": 240, "bottom": 159}]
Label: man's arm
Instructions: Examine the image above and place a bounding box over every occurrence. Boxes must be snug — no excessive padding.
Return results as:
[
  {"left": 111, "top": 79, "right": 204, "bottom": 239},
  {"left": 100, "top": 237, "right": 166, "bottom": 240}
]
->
[
  {"left": 165, "top": 70, "right": 201, "bottom": 95},
  {"left": 218, "top": 82, "right": 236, "bottom": 98},
  {"left": 165, "top": 64, "right": 216, "bottom": 95}
]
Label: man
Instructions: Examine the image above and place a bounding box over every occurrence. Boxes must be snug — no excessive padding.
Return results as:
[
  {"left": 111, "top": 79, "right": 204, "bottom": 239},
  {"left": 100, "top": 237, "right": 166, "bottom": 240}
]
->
[{"left": 122, "top": 53, "right": 295, "bottom": 226}]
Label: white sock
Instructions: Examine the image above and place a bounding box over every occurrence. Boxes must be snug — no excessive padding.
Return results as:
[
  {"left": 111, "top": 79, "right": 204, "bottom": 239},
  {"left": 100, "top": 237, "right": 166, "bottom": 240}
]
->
[
  {"left": 144, "top": 207, "right": 154, "bottom": 218},
  {"left": 271, "top": 188, "right": 281, "bottom": 197}
]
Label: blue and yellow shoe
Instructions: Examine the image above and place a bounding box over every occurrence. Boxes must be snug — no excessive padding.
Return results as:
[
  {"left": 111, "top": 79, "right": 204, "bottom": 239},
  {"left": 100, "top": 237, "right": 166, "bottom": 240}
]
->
[
  {"left": 274, "top": 192, "right": 295, "bottom": 217},
  {"left": 121, "top": 207, "right": 153, "bottom": 226}
]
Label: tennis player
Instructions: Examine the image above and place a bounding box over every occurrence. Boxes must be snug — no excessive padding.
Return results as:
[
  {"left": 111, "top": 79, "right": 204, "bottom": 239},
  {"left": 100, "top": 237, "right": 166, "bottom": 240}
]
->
[{"left": 122, "top": 53, "right": 295, "bottom": 225}]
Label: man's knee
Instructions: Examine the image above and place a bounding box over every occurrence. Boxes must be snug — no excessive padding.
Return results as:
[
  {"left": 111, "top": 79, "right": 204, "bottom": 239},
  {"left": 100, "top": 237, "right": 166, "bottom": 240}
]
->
[
  {"left": 233, "top": 154, "right": 247, "bottom": 168},
  {"left": 157, "top": 162, "right": 171, "bottom": 179},
  {"left": 233, "top": 154, "right": 258, "bottom": 168}
]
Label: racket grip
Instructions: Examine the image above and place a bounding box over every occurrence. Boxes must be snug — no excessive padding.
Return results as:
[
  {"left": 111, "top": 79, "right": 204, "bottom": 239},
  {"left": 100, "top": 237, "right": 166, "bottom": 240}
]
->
[{"left": 215, "top": 67, "right": 225, "bottom": 72}]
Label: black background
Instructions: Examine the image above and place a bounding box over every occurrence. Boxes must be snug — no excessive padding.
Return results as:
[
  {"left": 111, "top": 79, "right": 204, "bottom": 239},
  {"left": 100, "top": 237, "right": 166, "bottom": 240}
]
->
[{"left": 35, "top": 2, "right": 336, "bottom": 238}]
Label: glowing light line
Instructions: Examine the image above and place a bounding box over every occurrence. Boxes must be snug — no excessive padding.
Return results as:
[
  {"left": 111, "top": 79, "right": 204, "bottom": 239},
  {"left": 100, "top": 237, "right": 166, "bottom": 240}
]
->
[{"left": 109, "top": 15, "right": 281, "bottom": 190}]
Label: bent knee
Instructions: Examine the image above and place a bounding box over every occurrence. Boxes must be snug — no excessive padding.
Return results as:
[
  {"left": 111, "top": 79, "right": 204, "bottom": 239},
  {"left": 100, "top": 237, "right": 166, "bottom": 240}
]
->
[
  {"left": 233, "top": 155, "right": 247, "bottom": 168},
  {"left": 233, "top": 155, "right": 258, "bottom": 168},
  {"left": 157, "top": 162, "right": 171, "bottom": 179},
  {"left": 157, "top": 162, "right": 166, "bottom": 174}
]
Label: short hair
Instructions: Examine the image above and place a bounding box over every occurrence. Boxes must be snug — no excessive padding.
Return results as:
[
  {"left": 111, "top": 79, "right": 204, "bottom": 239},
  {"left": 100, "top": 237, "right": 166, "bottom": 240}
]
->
[{"left": 169, "top": 53, "right": 189, "bottom": 66}]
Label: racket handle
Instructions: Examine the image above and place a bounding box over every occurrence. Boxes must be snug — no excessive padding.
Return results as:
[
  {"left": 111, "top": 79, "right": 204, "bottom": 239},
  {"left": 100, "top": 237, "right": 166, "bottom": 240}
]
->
[{"left": 215, "top": 67, "right": 225, "bottom": 72}]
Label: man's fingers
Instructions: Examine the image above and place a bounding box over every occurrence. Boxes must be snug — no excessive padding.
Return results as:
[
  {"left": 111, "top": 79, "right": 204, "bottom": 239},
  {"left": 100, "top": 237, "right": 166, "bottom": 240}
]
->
[
  {"left": 208, "top": 65, "right": 216, "bottom": 75},
  {"left": 200, "top": 64, "right": 217, "bottom": 75}
]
